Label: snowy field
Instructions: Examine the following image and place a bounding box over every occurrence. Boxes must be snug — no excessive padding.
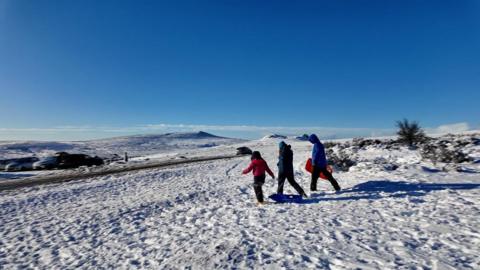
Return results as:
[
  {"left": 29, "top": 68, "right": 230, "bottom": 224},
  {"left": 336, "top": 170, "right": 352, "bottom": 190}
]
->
[
  {"left": 1, "top": 135, "right": 479, "bottom": 269},
  {"left": 0, "top": 131, "right": 244, "bottom": 159}
]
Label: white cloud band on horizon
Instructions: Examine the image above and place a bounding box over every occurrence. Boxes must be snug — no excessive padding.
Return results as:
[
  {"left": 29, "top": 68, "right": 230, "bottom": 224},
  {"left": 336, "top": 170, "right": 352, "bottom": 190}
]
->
[
  {"left": 425, "top": 122, "right": 471, "bottom": 135},
  {"left": 0, "top": 122, "right": 474, "bottom": 141}
]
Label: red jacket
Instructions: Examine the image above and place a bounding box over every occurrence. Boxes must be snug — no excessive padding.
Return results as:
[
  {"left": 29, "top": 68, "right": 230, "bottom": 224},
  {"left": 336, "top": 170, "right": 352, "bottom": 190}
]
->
[{"left": 243, "top": 159, "right": 275, "bottom": 177}]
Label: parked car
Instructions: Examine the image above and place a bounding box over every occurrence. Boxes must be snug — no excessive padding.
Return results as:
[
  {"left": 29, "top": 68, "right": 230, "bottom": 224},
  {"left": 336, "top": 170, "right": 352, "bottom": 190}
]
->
[
  {"left": 236, "top": 147, "right": 253, "bottom": 155},
  {"left": 102, "top": 154, "right": 123, "bottom": 164},
  {"left": 0, "top": 159, "right": 17, "bottom": 170},
  {"left": 56, "top": 153, "right": 104, "bottom": 169},
  {"left": 4, "top": 157, "right": 39, "bottom": 172},
  {"left": 33, "top": 156, "right": 59, "bottom": 170}
]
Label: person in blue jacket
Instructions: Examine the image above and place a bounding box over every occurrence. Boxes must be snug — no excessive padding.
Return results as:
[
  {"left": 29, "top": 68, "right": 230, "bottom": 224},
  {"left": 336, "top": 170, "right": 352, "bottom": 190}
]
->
[{"left": 308, "top": 134, "right": 341, "bottom": 192}]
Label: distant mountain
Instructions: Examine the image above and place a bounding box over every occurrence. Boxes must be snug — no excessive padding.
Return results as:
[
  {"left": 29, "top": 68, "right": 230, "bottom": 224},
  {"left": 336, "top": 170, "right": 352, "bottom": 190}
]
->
[
  {"left": 162, "top": 131, "right": 222, "bottom": 139},
  {"left": 295, "top": 134, "right": 310, "bottom": 141},
  {"left": 100, "top": 131, "right": 223, "bottom": 141},
  {"left": 0, "top": 131, "right": 245, "bottom": 159},
  {"left": 261, "top": 134, "right": 288, "bottom": 140}
]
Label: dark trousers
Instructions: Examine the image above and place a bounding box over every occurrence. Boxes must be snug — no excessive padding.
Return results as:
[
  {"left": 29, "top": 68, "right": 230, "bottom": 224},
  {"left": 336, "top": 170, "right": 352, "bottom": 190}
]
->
[
  {"left": 311, "top": 166, "right": 341, "bottom": 191},
  {"left": 253, "top": 175, "right": 266, "bottom": 202},
  {"left": 277, "top": 172, "right": 306, "bottom": 196}
]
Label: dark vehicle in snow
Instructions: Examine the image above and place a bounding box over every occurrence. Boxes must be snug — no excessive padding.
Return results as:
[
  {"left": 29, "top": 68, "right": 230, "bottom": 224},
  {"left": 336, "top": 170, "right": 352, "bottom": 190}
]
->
[
  {"left": 55, "top": 152, "right": 104, "bottom": 169},
  {"left": 33, "top": 156, "right": 60, "bottom": 170},
  {"left": 3, "top": 157, "right": 40, "bottom": 172},
  {"left": 0, "top": 159, "right": 16, "bottom": 170},
  {"left": 236, "top": 147, "right": 253, "bottom": 155}
]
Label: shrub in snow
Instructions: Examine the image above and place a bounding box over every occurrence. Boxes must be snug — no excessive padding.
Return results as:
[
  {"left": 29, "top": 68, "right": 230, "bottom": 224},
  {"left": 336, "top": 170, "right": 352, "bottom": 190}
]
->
[
  {"left": 323, "top": 141, "right": 339, "bottom": 149},
  {"left": 373, "top": 157, "right": 388, "bottom": 164},
  {"left": 327, "top": 148, "right": 356, "bottom": 172},
  {"left": 385, "top": 140, "right": 402, "bottom": 150},
  {"left": 396, "top": 119, "right": 428, "bottom": 147},
  {"left": 472, "top": 137, "right": 480, "bottom": 146},
  {"left": 421, "top": 141, "right": 473, "bottom": 165},
  {"left": 370, "top": 156, "right": 399, "bottom": 171},
  {"left": 352, "top": 138, "right": 383, "bottom": 149},
  {"left": 383, "top": 164, "right": 399, "bottom": 171}
]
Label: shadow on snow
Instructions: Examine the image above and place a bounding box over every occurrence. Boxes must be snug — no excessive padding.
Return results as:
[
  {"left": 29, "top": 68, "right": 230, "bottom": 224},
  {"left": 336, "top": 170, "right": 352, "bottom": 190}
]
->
[
  {"left": 0, "top": 173, "right": 36, "bottom": 180},
  {"left": 269, "top": 180, "right": 480, "bottom": 204}
]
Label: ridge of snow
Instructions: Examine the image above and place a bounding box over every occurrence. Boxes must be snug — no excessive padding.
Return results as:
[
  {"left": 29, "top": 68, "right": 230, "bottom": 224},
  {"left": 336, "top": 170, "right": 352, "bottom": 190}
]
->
[{"left": 260, "top": 134, "right": 288, "bottom": 141}]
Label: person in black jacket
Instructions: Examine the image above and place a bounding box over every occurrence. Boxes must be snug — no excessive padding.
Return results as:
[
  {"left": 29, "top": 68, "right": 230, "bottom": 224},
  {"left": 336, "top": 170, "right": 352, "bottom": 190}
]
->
[{"left": 277, "top": 141, "right": 308, "bottom": 198}]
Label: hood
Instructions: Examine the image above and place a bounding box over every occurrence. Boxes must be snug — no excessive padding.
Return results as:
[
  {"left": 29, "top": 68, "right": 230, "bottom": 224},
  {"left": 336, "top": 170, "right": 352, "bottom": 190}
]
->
[
  {"left": 308, "top": 134, "right": 321, "bottom": 144},
  {"left": 278, "top": 141, "right": 287, "bottom": 150},
  {"left": 251, "top": 151, "right": 262, "bottom": 160}
]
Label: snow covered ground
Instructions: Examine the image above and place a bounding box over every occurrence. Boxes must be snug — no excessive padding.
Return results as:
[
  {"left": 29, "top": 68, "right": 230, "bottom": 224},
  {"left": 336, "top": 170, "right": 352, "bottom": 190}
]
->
[
  {"left": 0, "top": 131, "right": 244, "bottom": 159},
  {"left": 0, "top": 131, "right": 245, "bottom": 181},
  {"left": 0, "top": 134, "right": 479, "bottom": 269}
]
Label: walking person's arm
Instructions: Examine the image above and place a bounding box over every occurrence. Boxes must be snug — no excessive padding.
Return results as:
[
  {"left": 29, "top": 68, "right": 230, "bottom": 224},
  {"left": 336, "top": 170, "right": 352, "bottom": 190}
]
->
[
  {"left": 311, "top": 144, "right": 318, "bottom": 171},
  {"left": 242, "top": 162, "right": 254, "bottom": 175},
  {"left": 265, "top": 163, "right": 275, "bottom": 179}
]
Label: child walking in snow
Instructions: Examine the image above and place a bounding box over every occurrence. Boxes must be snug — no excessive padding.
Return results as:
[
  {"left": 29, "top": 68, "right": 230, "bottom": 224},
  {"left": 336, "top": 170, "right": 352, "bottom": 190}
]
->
[
  {"left": 277, "top": 141, "right": 308, "bottom": 198},
  {"left": 242, "top": 151, "right": 275, "bottom": 205}
]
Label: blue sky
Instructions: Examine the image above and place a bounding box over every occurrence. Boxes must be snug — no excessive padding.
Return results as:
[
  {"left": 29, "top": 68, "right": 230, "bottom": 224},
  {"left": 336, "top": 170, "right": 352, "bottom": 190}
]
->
[{"left": 0, "top": 0, "right": 479, "bottom": 140}]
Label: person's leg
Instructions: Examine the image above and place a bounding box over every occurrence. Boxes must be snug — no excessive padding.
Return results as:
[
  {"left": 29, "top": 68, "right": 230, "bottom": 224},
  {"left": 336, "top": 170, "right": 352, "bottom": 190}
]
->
[
  {"left": 320, "top": 167, "right": 341, "bottom": 191},
  {"left": 311, "top": 166, "right": 320, "bottom": 191},
  {"left": 253, "top": 175, "right": 266, "bottom": 202},
  {"left": 286, "top": 172, "right": 306, "bottom": 196},
  {"left": 277, "top": 173, "right": 286, "bottom": 194},
  {"left": 253, "top": 183, "right": 264, "bottom": 202}
]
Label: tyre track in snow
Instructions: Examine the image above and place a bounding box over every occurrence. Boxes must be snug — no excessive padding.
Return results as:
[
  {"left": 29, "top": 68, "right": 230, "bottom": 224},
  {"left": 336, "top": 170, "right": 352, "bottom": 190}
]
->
[
  {"left": 0, "top": 154, "right": 247, "bottom": 192},
  {"left": 0, "top": 158, "right": 251, "bottom": 268}
]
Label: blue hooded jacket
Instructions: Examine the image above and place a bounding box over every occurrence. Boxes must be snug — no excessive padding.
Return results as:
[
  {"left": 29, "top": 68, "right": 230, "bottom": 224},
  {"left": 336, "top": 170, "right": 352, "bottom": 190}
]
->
[{"left": 308, "top": 134, "right": 327, "bottom": 167}]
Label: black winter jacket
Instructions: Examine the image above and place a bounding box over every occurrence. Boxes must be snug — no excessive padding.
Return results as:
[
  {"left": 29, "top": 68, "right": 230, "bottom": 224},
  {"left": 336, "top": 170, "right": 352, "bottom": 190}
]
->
[{"left": 278, "top": 143, "right": 294, "bottom": 174}]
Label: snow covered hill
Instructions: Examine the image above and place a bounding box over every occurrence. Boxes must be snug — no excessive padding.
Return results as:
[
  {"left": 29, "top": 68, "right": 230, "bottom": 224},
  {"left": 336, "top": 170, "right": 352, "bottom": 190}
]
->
[
  {"left": 0, "top": 133, "right": 479, "bottom": 269},
  {"left": 0, "top": 131, "right": 245, "bottom": 159},
  {"left": 261, "top": 134, "right": 288, "bottom": 140}
]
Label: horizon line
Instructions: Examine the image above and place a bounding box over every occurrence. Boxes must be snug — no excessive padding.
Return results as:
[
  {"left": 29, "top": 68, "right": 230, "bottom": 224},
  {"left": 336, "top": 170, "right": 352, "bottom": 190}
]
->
[{"left": 0, "top": 122, "right": 475, "bottom": 142}]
